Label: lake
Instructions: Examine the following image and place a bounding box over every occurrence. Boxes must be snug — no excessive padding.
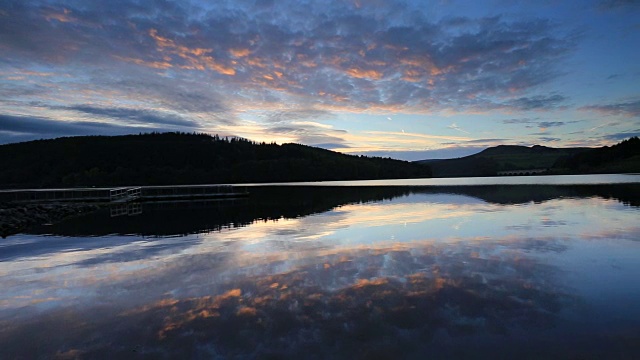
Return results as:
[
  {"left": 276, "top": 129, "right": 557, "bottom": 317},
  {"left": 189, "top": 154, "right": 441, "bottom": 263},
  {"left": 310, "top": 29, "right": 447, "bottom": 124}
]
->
[{"left": 1, "top": 176, "right": 640, "bottom": 358}]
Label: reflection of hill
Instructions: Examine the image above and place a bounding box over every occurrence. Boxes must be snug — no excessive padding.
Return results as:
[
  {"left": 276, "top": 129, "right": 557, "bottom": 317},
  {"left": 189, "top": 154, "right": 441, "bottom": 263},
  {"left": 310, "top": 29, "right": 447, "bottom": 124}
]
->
[
  {"left": 28, "top": 184, "right": 640, "bottom": 237},
  {"left": 420, "top": 184, "right": 640, "bottom": 207}
]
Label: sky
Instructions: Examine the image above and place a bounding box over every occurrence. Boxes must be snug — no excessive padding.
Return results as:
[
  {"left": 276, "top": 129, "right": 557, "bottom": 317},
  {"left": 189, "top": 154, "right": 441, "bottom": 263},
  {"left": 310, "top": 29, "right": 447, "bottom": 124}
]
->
[{"left": 0, "top": 0, "right": 639, "bottom": 160}]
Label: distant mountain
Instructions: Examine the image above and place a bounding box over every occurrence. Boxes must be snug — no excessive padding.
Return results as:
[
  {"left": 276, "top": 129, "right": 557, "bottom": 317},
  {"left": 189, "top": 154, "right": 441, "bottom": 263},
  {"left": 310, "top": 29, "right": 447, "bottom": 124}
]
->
[
  {"left": 415, "top": 144, "right": 589, "bottom": 178},
  {"left": 416, "top": 137, "right": 640, "bottom": 178},
  {"left": 0, "top": 132, "right": 432, "bottom": 189}
]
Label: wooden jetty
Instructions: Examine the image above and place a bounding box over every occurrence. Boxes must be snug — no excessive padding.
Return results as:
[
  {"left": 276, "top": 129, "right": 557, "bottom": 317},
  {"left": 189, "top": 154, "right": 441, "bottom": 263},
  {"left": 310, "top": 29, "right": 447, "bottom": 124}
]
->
[{"left": 0, "top": 185, "right": 248, "bottom": 204}]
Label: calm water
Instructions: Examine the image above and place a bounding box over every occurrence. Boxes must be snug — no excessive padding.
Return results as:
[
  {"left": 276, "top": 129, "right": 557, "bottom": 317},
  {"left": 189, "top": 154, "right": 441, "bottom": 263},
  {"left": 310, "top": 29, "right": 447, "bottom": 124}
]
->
[
  {"left": 238, "top": 173, "right": 640, "bottom": 186},
  {"left": 1, "top": 179, "right": 640, "bottom": 358}
]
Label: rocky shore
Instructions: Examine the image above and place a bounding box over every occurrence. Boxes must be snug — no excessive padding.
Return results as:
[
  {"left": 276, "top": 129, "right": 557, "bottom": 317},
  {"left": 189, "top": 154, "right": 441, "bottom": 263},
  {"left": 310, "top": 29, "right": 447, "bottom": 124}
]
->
[{"left": 0, "top": 202, "right": 102, "bottom": 238}]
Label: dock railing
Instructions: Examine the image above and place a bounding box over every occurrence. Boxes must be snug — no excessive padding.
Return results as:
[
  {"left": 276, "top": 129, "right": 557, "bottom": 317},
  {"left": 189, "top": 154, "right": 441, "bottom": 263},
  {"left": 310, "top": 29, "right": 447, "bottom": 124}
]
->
[
  {"left": 109, "top": 187, "right": 142, "bottom": 202},
  {"left": 1, "top": 185, "right": 246, "bottom": 203}
]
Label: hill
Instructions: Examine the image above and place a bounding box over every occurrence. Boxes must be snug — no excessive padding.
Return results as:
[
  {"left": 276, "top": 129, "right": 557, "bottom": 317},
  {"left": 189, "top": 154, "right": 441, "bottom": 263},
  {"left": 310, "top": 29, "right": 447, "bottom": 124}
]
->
[
  {"left": 416, "top": 144, "right": 588, "bottom": 178},
  {"left": 553, "top": 136, "right": 640, "bottom": 174},
  {"left": 417, "top": 137, "right": 640, "bottom": 178},
  {"left": 0, "top": 132, "right": 432, "bottom": 188}
]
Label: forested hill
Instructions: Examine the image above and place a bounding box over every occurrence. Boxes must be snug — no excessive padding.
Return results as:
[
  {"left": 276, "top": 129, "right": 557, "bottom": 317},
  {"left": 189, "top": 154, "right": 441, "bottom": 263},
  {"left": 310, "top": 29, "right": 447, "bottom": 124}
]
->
[
  {"left": 553, "top": 136, "right": 640, "bottom": 174},
  {"left": 415, "top": 137, "right": 640, "bottom": 178},
  {"left": 0, "top": 133, "right": 432, "bottom": 188},
  {"left": 415, "top": 144, "right": 587, "bottom": 178}
]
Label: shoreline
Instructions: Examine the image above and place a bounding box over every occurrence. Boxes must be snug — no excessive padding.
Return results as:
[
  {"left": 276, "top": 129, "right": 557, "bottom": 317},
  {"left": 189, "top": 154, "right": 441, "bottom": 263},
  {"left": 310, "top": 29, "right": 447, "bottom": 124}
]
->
[{"left": 0, "top": 202, "right": 103, "bottom": 238}]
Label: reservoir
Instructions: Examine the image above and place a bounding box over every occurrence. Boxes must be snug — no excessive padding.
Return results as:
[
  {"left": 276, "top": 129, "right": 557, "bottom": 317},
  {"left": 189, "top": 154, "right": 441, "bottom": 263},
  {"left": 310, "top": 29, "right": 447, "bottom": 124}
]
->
[{"left": 1, "top": 175, "right": 639, "bottom": 358}]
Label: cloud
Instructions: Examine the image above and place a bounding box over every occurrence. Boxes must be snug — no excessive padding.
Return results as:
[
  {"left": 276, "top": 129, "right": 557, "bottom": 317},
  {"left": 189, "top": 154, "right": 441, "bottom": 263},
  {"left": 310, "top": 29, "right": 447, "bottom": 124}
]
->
[
  {"left": 259, "top": 110, "right": 351, "bottom": 148},
  {"left": 315, "top": 143, "right": 349, "bottom": 150},
  {"left": 588, "top": 121, "right": 619, "bottom": 131},
  {"left": 537, "top": 137, "right": 561, "bottom": 142},
  {"left": 0, "top": 114, "right": 176, "bottom": 144},
  {"left": 600, "top": 131, "right": 640, "bottom": 141},
  {"left": 63, "top": 106, "right": 199, "bottom": 127},
  {"left": 447, "top": 123, "right": 470, "bottom": 134},
  {"left": 0, "top": 0, "right": 579, "bottom": 116},
  {"left": 502, "top": 117, "right": 540, "bottom": 125},
  {"left": 266, "top": 109, "right": 333, "bottom": 124},
  {"left": 502, "top": 118, "right": 580, "bottom": 132},
  {"left": 506, "top": 95, "right": 567, "bottom": 111},
  {"left": 538, "top": 121, "right": 566, "bottom": 128},
  {"left": 580, "top": 99, "right": 640, "bottom": 117}
]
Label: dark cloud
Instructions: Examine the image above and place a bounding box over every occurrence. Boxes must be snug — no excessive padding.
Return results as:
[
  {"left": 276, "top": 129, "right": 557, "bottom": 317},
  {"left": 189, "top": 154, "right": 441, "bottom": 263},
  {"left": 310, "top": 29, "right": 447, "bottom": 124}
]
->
[
  {"left": 581, "top": 99, "right": 640, "bottom": 117},
  {"left": 539, "top": 121, "right": 566, "bottom": 128},
  {"left": 507, "top": 95, "right": 567, "bottom": 111},
  {"left": 63, "top": 106, "right": 198, "bottom": 127},
  {"left": 502, "top": 118, "right": 574, "bottom": 129},
  {"left": 0, "top": 114, "right": 176, "bottom": 144},
  {"left": 269, "top": 126, "right": 307, "bottom": 135},
  {"left": 600, "top": 131, "right": 640, "bottom": 141},
  {"left": 537, "top": 137, "right": 561, "bottom": 142},
  {"left": 502, "top": 118, "right": 540, "bottom": 124}
]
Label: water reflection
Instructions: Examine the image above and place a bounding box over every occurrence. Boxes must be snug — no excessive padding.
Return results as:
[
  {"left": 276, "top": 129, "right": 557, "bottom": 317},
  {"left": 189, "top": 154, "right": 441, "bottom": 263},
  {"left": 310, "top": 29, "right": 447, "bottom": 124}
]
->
[
  {"left": 25, "top": 183, "right": 640, "bottom": 238},
  {"left": 1, "top": 184, "right": 640, "bottom": 358},
  {"left": 1, "top": 244, "right": 574, "bottom": 358}
]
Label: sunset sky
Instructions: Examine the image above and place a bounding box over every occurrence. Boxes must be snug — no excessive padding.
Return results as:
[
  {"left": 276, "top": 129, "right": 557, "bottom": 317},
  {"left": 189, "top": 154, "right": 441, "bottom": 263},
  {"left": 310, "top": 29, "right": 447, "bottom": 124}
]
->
[{"left": 1, "top": 0, "right": 639, "bottom": 160}]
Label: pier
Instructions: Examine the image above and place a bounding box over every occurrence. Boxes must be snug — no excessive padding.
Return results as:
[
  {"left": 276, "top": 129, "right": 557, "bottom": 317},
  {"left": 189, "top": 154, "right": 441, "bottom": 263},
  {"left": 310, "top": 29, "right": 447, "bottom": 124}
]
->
[{"left": 0, "top": 185, "right": 248, "bottom": 204}]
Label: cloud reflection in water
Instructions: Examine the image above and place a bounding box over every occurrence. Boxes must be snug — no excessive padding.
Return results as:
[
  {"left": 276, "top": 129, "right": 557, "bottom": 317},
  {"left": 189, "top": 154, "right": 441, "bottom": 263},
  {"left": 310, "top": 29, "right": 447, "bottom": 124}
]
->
[{"left": 1, "top": 186, "right": 640, "bottom": 358}]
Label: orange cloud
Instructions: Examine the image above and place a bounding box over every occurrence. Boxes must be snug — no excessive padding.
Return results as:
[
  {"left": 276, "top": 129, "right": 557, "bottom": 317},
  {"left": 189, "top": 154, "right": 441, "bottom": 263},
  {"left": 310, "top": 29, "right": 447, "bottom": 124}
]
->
[
  {"left": 43, "top": 8, "right": 75, "bottom": 23},
  {"left": 114, "top": 55, "right": 173, "bottom": 69},
  {"left": 345, "top": 68, "right": 383, "bottom": 80},
  {"left": 246, "top": 57, "right": 269, "bottom": 68},
  {"left": 300, "top": 60, "right": 318, "bottom": 68},
  {"left": 230, "top": 48, "right": 251, "bottom": 57},
  {"left": 402, "top": 69, "right": 423, "bottom": 82},
  {"left": 148, "top": 29, "right": 236, "bottom": 75},
  {"left": 398, "top": 57, "right": 451, "bottom": 77}
]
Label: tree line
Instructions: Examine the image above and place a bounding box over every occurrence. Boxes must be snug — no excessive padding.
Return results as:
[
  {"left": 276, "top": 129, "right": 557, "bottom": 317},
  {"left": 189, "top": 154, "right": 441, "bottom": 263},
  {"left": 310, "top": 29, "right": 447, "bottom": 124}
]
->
[
  {"left": 0, "top": 132, "right": 432, "bottom": 188},
  {"left": 552, "top": 136, "right": 640, "bottom": 172}
]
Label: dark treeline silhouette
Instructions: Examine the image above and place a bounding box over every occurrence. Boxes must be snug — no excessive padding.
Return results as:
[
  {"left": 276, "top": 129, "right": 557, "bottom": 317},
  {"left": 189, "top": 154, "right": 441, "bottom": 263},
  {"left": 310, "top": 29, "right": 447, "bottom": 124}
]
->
[
  {"left": 0, "top": 132, "right": 431, "bottom": 188},
  {"left": 416, "top": 137, "right": 640, "bottom": 177},
  {"left": 417, "top": 144, "right": 588, "bottom": 177},
  {"left": 553, "top": 136, "right": 640, "bottom": 173}
]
